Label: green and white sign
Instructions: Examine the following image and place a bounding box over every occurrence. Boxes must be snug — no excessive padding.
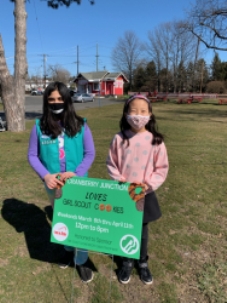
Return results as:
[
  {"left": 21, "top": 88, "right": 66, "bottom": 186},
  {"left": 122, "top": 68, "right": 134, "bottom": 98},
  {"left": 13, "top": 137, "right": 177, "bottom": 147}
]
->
[{"left": 51, "top": 177, "right": 145, "bottom": 259}]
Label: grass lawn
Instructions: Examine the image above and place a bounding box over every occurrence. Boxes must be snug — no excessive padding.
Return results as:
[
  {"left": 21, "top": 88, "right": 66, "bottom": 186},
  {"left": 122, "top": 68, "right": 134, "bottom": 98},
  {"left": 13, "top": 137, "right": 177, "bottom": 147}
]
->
[{"left": 0, "top": 101, "right": 227, "bottom": 303}]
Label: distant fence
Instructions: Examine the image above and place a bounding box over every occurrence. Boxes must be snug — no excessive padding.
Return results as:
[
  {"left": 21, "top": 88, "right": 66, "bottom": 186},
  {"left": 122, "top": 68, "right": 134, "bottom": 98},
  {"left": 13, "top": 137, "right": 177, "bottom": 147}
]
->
[{"left": 128, "top": 92, "right": 218, "bottom": 99}]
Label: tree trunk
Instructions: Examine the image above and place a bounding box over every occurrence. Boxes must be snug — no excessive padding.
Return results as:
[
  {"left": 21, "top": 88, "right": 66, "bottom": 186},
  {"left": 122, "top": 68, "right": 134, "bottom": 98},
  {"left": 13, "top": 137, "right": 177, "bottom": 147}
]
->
[
  {"left": 0, "top": 0, "right": 27, "bottom": 132},
  {"left": 13, "top": 0, "right": 27, "bottom": 131},
  {"left": 0, "top": 35, "right": 14, "bottom": 124}
]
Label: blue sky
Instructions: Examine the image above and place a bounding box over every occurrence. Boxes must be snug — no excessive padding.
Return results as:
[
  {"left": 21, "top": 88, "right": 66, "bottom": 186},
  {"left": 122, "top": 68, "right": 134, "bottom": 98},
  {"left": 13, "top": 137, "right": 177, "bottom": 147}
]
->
[{"left": 0, "top": 0, "right": 226, "bottom": 78}]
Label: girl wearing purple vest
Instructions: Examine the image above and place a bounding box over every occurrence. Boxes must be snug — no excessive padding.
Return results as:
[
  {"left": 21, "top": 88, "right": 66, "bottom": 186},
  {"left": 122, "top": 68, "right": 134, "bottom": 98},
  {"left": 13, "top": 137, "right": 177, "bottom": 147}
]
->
[{"left": 28, "top": 81, "right": 95, "bottom": 283}]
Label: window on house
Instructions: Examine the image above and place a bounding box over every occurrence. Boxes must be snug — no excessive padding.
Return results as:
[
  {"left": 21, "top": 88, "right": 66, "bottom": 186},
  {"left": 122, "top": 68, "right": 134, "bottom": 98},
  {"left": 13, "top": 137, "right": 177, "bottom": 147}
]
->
[{"left": 93, "top": 82, "right": 100, "bottom": 90}]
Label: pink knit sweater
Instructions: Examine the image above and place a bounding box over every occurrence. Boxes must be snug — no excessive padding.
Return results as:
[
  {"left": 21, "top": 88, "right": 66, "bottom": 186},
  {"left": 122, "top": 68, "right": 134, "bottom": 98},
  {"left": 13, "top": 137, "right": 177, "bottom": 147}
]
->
[{"left": 106, "top": 130, "right": 169, "bottom": 192}]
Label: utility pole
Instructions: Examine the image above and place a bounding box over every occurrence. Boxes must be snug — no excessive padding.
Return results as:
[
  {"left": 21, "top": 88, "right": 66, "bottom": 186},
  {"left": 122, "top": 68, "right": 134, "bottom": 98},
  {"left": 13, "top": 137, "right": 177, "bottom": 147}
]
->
[
  {"left": 43, "top": 54, "right": 47, "bottom": 88},
  {"left": 200, "top": 61, "right": 204, "bottom": 93},
  {"left": 96, "top": 44, "right": 99, "bottom": 71},
  {"left": 73, "top": 46, "right": 79, "bottom": 77},
  {"left": 77, "top": 45, "right": 79, "bottom": 75}
]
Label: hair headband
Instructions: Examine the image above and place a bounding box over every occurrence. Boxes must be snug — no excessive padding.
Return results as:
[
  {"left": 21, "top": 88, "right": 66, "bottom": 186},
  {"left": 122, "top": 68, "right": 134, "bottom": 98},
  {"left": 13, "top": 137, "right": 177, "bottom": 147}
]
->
[{"left": 126, "top": 94, "right": 150, "bottom": 104}]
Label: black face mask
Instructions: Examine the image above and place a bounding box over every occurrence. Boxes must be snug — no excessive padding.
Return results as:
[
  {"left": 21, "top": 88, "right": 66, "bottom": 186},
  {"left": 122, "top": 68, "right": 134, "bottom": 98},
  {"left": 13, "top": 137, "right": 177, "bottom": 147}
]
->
[{"left": 48, "top": 103, "right": 64, "bottom": 114}]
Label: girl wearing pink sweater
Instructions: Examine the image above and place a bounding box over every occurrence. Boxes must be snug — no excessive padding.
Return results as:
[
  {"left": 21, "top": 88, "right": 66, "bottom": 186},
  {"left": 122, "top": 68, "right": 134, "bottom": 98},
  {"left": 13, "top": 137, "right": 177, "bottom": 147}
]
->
[{"left": 106, "top": 94, "right": 169, "bottom": 285}]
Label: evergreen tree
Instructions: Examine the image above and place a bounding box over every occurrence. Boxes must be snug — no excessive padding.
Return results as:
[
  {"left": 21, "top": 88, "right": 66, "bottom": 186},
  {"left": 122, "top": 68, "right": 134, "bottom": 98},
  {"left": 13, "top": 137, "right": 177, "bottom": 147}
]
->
[
  {"left": 186, "top": 62, "right": 194, "bottom": 92},
  {"left": 159, "top": 68, "right": 170, "bottom": 92},
  {"left": 145, "top": 61, "right": 157, "bottom": 92},
  {"left": 176, "top": 61, "right": 187, "bottom": 92},
  {"left": 211, "top": 53, "right": 223, "bottom": 81},
  {"left": 221, "top": 62, "right": 227, "bottom": 81},
  {"left": 133, "top": 66, "right": 146, "bottom": 91}
]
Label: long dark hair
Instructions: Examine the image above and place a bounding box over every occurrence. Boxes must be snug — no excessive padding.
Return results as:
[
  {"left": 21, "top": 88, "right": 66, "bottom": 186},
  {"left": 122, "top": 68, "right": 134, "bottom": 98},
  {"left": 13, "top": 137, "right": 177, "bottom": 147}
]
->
[
  {"left": 40, "top": 81, "right": 84, "bottom": 138},
  {"left": 120, "top": 95, "right": 164, "bottom": 146}
]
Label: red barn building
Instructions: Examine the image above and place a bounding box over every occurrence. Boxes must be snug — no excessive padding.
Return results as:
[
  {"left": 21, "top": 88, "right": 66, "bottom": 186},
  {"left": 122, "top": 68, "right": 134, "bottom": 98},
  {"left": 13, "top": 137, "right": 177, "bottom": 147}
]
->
[{"left": 74, "top": 71, "right": 128, "bottom": 96}]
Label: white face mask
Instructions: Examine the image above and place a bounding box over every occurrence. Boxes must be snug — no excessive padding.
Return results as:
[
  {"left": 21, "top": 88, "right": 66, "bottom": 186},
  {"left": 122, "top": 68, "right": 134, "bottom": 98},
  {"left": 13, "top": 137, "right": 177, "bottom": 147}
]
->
[{"left": 126, "top": 115, "right": 150, "bottom": 130}]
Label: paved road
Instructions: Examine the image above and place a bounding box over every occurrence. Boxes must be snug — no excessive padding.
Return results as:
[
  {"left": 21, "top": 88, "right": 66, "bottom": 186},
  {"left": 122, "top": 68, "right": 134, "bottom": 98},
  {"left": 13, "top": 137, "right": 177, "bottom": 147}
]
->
[
  {"left": 0, "top": 96, "right": 124, "bottom": 120},
  {"left": 25, "top": 95, "right": 123, "bottom": 113}
]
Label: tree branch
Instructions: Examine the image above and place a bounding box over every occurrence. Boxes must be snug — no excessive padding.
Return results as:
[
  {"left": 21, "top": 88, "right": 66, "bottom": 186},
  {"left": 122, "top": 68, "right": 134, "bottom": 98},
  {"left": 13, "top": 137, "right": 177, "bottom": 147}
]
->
[{"left": 190, "top": 28, "right": 227, "bottom": 51}]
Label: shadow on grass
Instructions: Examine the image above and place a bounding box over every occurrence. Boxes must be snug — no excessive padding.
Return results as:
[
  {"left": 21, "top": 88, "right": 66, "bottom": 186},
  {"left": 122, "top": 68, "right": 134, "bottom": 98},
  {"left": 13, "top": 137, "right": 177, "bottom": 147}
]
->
[
  {"left": 1, "top": 200, "right": 98, "bottom": 273},
  {"left": 1, "top": 198, "right": 63, "bottom": 263},
  {"left": 108, "top": 255, "right": 123, "bottom": 278}
]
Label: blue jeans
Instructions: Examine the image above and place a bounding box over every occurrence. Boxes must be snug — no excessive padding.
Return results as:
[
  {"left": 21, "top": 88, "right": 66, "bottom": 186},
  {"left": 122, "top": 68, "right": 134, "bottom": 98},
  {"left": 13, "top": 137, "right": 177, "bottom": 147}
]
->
[
  {"left": 45, "top": 186, "right": 88, "bottom": 265},
  {"left": 64, "top": 246, "right": 88, "bottom": 266}
]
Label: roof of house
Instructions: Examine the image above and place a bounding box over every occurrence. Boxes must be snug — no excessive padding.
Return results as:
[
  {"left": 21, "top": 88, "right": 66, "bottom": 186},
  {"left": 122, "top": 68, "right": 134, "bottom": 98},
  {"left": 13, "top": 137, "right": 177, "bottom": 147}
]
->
[
  {"left": 103, "top": 72, "right": 128, "bottom": 82},
  {"left": 76, "top": 71, "right": 109, "bottom": 81},
  {"left": 74, "top": 71, "right": 129, "bottom": 82}
]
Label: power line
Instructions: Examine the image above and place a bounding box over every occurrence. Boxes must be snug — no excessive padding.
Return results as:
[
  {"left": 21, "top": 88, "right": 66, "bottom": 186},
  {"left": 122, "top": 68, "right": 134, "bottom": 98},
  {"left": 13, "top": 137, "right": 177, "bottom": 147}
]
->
[
  {"left": 27, "top": 43, "right": 113, "bottom": 76},
  {"left": 76, "top": 45, "right": 79, "bottom": 75},
  {"left": 32, "top": 0, "right": 44, "bottom": 53},
  {"left": 96, "top": 44, "right": 99, "bottom": 71}
]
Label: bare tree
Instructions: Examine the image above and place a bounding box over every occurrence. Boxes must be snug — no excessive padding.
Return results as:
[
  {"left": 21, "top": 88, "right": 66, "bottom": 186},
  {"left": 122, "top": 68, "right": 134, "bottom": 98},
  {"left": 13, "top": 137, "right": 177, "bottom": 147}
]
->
[
  {"left": 171, "top": 22, "right": 198, "bottom": 92},
  {"left": 48, "top": 64, "right": 71, "bottom": 84},
  {"left": 146, "top": 23, "right": 176, "bottom": 91},
  {"left": 185, "top": 0, "right": 227, "bottom": 51},
  {"left": 146, "top": 21, "right": 197, "bottom": 92},
  {"left": 111, "top": 31, "right": 143, "bottom": 89},
  {"left": 0, "top": 0, "right": 93, "bottom": 132}
]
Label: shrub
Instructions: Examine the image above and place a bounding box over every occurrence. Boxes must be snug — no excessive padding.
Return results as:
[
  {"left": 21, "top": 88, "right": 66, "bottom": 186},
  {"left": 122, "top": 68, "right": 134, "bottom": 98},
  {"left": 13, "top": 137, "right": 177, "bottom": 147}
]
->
[{"left": 206, "top": 81, "right": 226, "bottom": 93}]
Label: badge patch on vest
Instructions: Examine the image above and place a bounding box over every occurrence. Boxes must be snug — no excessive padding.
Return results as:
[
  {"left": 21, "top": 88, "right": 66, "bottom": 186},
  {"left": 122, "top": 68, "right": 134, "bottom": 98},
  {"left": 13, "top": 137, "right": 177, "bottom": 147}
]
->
[{"left": 41, "top": 134, "right": 51, "bottom": 139}]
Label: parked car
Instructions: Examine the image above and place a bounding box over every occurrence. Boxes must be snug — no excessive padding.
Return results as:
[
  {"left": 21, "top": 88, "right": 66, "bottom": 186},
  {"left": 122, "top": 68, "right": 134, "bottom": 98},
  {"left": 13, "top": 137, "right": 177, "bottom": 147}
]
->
[
  {"left": 0, "top": 117, "right": 6, "bottom": 132},
  {"left": 31, "top": 89, "right": 43, "bottom": 96},
  {"left": 71, "top": 92, "right": 94, "bottom": 103}
]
